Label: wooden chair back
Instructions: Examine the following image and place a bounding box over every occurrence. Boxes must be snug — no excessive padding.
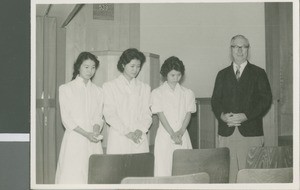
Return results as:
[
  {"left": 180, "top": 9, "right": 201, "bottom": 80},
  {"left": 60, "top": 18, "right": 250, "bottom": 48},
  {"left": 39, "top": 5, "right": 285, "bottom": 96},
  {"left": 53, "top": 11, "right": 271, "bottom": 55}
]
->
[
  {"left": 121, "top": 172, "right": 210, "bottom": 184},
  {"left": 88, "top": 153, "right": 154, "bottom": 184},
  {"left": 236, "top": 167, "right": 293, "bottom": 183},
  {"left": 246, "top": 146, "right": 293, "bottom": 168},
  {"left": 172, "top": 148, "right": 229, "bottom": 183}
]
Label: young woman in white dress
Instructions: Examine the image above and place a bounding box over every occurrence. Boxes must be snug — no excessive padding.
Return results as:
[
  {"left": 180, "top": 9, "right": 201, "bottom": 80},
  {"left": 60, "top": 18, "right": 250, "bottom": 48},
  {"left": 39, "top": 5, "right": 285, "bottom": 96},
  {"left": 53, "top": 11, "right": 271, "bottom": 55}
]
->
[
  {"left": 103, "top": 48, "right": 152, "bottom": 154},
  {"left": 150, "top": 56, "right": 196, "bottom": 176},
  {"left": 55, "top": 52, "right": 104, "bottom": 184}
]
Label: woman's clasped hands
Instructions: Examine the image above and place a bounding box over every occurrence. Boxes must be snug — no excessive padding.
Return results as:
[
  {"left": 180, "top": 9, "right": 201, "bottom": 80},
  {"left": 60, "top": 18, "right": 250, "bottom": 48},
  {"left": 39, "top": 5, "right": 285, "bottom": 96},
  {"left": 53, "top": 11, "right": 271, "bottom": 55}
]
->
[
  {"left": 126, "top": 129, "right": 144, "bottom": 144},
  {"left": 171, "top": 129, "right": 184, "bottom": 145}
]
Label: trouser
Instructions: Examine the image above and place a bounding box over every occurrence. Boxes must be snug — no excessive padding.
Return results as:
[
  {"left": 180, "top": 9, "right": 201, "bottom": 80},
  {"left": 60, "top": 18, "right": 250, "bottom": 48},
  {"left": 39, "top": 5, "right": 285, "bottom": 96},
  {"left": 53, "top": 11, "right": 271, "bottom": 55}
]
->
[{"left": 218, "top": 128, "right": 264, "bottom": 183}]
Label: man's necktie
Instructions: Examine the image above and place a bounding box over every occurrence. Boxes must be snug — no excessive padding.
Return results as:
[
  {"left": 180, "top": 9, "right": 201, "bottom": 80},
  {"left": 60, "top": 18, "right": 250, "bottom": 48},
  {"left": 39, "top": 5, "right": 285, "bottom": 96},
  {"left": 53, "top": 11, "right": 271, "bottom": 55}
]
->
[{"left": 236, "top": 66, "right": 240, "bottom": 81}]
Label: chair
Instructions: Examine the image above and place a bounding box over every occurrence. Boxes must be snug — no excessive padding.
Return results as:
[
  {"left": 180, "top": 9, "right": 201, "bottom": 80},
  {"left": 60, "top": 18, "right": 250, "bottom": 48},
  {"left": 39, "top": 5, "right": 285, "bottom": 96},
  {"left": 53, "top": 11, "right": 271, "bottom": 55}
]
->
[
  {"left": 246, "top": 146, "right": 293, "bottom": 169},
  {"left": 172, "top": 148, "right": 230, "bottom": 183},
  {"left": 88, "top": 153, "right": 154, "bottom": 184},
  {"left": 236, "top": 167, "right": 293, "bottom": 183},
  {"left": 121, "top": 172, "right": 210, "bottom": 184}
]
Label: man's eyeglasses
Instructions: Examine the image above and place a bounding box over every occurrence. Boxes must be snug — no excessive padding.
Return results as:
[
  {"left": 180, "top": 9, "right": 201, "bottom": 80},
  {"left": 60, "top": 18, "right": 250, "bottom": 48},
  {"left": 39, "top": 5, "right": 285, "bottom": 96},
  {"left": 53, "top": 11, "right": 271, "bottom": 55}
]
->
[{"left": 231, "top": 45, "right": 249, "bottom": 50}]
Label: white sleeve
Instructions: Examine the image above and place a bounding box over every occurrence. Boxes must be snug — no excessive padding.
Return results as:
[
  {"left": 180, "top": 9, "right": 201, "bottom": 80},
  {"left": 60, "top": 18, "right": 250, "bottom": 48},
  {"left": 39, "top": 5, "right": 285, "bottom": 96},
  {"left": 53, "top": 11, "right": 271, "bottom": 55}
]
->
[
  {"left": 103, "top": 83, "right": 130, "bottom": 135},
  {"left": 132, "top": 85, "right": 152, "bottom": 133},
  {"left": 59, "top": 85, "right": 77, "bottom": 130},
  {"left": 91, "top": 86, "right": 104, "bottom": 129},
  {"left": 150, "top": 88, "right": 163, "bottom": 114},
  {"left": 186, "top": 89, "right": 197, "bottom": 113}
]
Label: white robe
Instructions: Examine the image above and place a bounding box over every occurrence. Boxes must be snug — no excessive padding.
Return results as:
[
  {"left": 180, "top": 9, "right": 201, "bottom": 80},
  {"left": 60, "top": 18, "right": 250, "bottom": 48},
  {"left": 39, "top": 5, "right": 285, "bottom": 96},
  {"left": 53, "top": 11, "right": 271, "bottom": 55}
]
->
[
  {"left": 103, "top": 75, "right": 152, "bottom": 154},
  {"left": 55, "top": 76, "right": 104, "bottom": 184},
  {"left": 150, "top": 82, "right": 196, "bottom": 176}
]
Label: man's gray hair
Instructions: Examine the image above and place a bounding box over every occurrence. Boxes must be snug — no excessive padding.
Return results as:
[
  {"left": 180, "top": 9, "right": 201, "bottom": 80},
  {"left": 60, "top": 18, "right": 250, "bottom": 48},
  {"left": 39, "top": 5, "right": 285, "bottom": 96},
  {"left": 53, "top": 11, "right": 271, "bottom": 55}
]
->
[{"left": 230, "top": 34, "right": 250, "bottom": 47}]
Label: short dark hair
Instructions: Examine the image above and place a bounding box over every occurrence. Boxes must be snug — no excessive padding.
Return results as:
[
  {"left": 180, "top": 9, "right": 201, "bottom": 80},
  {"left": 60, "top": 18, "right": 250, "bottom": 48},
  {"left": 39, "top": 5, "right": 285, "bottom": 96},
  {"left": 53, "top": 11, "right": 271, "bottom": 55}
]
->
[
  {"left": 117, "top": 48, "right": 146, "bottom": 72},
  {"left": 72, "top": 52, "right": 99, "bottom": 80},
  {"left": 160, "top": 56, "right": 185, "bottom": 77}
]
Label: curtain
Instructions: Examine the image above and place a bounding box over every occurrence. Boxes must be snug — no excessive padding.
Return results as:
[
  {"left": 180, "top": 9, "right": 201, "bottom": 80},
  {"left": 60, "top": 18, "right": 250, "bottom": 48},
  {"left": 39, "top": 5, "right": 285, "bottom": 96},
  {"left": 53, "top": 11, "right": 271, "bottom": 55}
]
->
[{"left": 36, "top": 16, "right": 57, "bottom": 184}]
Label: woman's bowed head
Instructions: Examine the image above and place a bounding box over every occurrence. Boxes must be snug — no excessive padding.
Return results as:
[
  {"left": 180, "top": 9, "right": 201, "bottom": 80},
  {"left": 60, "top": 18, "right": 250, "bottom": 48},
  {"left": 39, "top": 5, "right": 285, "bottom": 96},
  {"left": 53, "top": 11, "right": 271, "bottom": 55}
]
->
[
  {"left": 117, "top": 48, "right": 146, "bottom": 82},
  {"left": 161, "top": 56, "right": 185, "bottom": 90}
]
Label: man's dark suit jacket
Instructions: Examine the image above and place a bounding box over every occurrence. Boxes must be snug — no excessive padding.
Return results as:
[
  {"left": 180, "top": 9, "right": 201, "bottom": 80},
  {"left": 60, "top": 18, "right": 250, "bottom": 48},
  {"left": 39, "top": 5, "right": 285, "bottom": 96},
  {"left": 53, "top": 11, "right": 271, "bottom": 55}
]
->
[{"left": 211, "top": 62, "right": 272, "bottom": 137}]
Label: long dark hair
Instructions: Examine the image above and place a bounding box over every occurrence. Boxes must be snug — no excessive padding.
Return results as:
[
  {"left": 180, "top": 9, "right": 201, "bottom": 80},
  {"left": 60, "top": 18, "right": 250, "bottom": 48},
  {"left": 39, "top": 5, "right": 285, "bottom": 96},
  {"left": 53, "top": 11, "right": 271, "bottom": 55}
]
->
[{"left": 72, "top": 52, "right": 100, "bottom": 80}]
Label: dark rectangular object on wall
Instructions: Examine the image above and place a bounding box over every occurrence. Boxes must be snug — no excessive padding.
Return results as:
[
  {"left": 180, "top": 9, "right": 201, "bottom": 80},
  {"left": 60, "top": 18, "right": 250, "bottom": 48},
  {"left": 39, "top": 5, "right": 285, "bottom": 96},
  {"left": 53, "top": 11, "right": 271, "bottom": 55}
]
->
[{"left": 93, "top": 4, "right": 114, "bottom": 20}]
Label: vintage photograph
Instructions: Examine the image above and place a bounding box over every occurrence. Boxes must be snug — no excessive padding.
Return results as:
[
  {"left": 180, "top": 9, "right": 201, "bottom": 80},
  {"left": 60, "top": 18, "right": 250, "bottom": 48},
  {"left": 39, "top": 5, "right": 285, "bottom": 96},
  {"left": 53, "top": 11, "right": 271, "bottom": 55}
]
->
[{"left": 31, "top": 0, "right": 299, "bottom": 189}]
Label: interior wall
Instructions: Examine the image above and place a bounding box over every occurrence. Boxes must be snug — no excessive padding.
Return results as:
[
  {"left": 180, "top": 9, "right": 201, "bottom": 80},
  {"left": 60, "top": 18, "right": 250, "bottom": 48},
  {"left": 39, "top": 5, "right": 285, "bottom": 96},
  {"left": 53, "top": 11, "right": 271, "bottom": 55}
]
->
[
  {"left": 65, "top": 4, "right": 140, "bottom": 82},
  {"left": 140, "top": 3, "right": 266, "bottom": 98}
]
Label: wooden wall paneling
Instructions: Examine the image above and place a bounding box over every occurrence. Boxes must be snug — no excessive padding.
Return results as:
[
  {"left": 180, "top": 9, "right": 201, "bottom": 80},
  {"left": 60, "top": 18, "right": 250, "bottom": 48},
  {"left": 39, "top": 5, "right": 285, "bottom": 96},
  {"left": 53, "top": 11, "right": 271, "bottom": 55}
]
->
[
  {"left": 187, "top": 109, "right": 199, "bottom": 149},
  {"left": 149, "top": 53, "right": 161, "bottom": 90},
  {"left": 187, "top": 98, "right": 216, "bottom": 149},
  {"left": 199, "top": 98, "right": 216, "bottom": 149},
  {"left": 264, "top": 2, "right": 293, "bottom": 139},
  {"left": 265, "top": 3, "right": 280, "bottom": 101},
  {"left": 264, "top": 3, "right": 280, "bottom": 146},
  {"left": 278, "top": 3, "right": 293, "bottom": 136},
  {"left": 263, "top": 102, "right": 278, "bottom": 146}
]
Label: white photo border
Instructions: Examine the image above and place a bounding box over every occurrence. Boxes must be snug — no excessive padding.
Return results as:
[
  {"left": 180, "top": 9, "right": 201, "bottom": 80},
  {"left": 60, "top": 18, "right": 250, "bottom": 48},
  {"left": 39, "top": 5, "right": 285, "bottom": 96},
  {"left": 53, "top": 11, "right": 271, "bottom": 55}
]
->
[{"left": 30, "top": 0, "right": 300, "bottom": 189}]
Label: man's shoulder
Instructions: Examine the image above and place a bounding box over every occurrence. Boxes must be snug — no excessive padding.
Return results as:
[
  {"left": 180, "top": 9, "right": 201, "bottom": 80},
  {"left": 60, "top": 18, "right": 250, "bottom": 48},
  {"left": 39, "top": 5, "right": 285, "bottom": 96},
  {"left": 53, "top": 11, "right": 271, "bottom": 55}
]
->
[
  {"left": 218, "top": 65, "right": 232, "bottom": 75},
  {"left": 246, "top": 62, "right": 266, "bottom": 74}
]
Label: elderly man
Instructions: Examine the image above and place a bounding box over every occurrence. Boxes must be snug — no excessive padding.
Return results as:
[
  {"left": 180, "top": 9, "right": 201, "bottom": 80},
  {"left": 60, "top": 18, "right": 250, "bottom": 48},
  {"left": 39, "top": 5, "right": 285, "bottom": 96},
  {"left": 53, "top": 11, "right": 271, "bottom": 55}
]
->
[{"left": 211, "top": 34, "right": 272, "bottom": 183}]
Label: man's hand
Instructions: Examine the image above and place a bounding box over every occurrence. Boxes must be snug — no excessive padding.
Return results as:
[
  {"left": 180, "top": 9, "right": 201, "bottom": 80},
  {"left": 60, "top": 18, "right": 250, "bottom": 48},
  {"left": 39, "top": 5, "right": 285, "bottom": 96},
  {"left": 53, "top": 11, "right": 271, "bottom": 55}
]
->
[
  {"left": 221, "top": 112, "right": 233, "bottom": 123},
  {"left": 221, "top": 112, "right": 247, "bottom": 127},
  {"left": 228, "top": 113, "right": 247, "bottom": 124}
]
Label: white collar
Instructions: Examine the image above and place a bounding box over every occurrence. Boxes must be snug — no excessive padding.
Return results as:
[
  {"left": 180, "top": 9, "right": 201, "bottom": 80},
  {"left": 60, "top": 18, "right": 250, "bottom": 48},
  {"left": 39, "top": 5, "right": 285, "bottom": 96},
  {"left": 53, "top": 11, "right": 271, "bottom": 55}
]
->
[
  {"left": 119, "top": 74, "right": 136, "bottom": 86},
  {"left": 75, "top": 75, "right": 92, "bottom": 86},
  {"left": 163, "top": 81, "right": 181, "bottom": 92},
  {"left": 233, "top": 61, "right": 248, "bottom": 74}
]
